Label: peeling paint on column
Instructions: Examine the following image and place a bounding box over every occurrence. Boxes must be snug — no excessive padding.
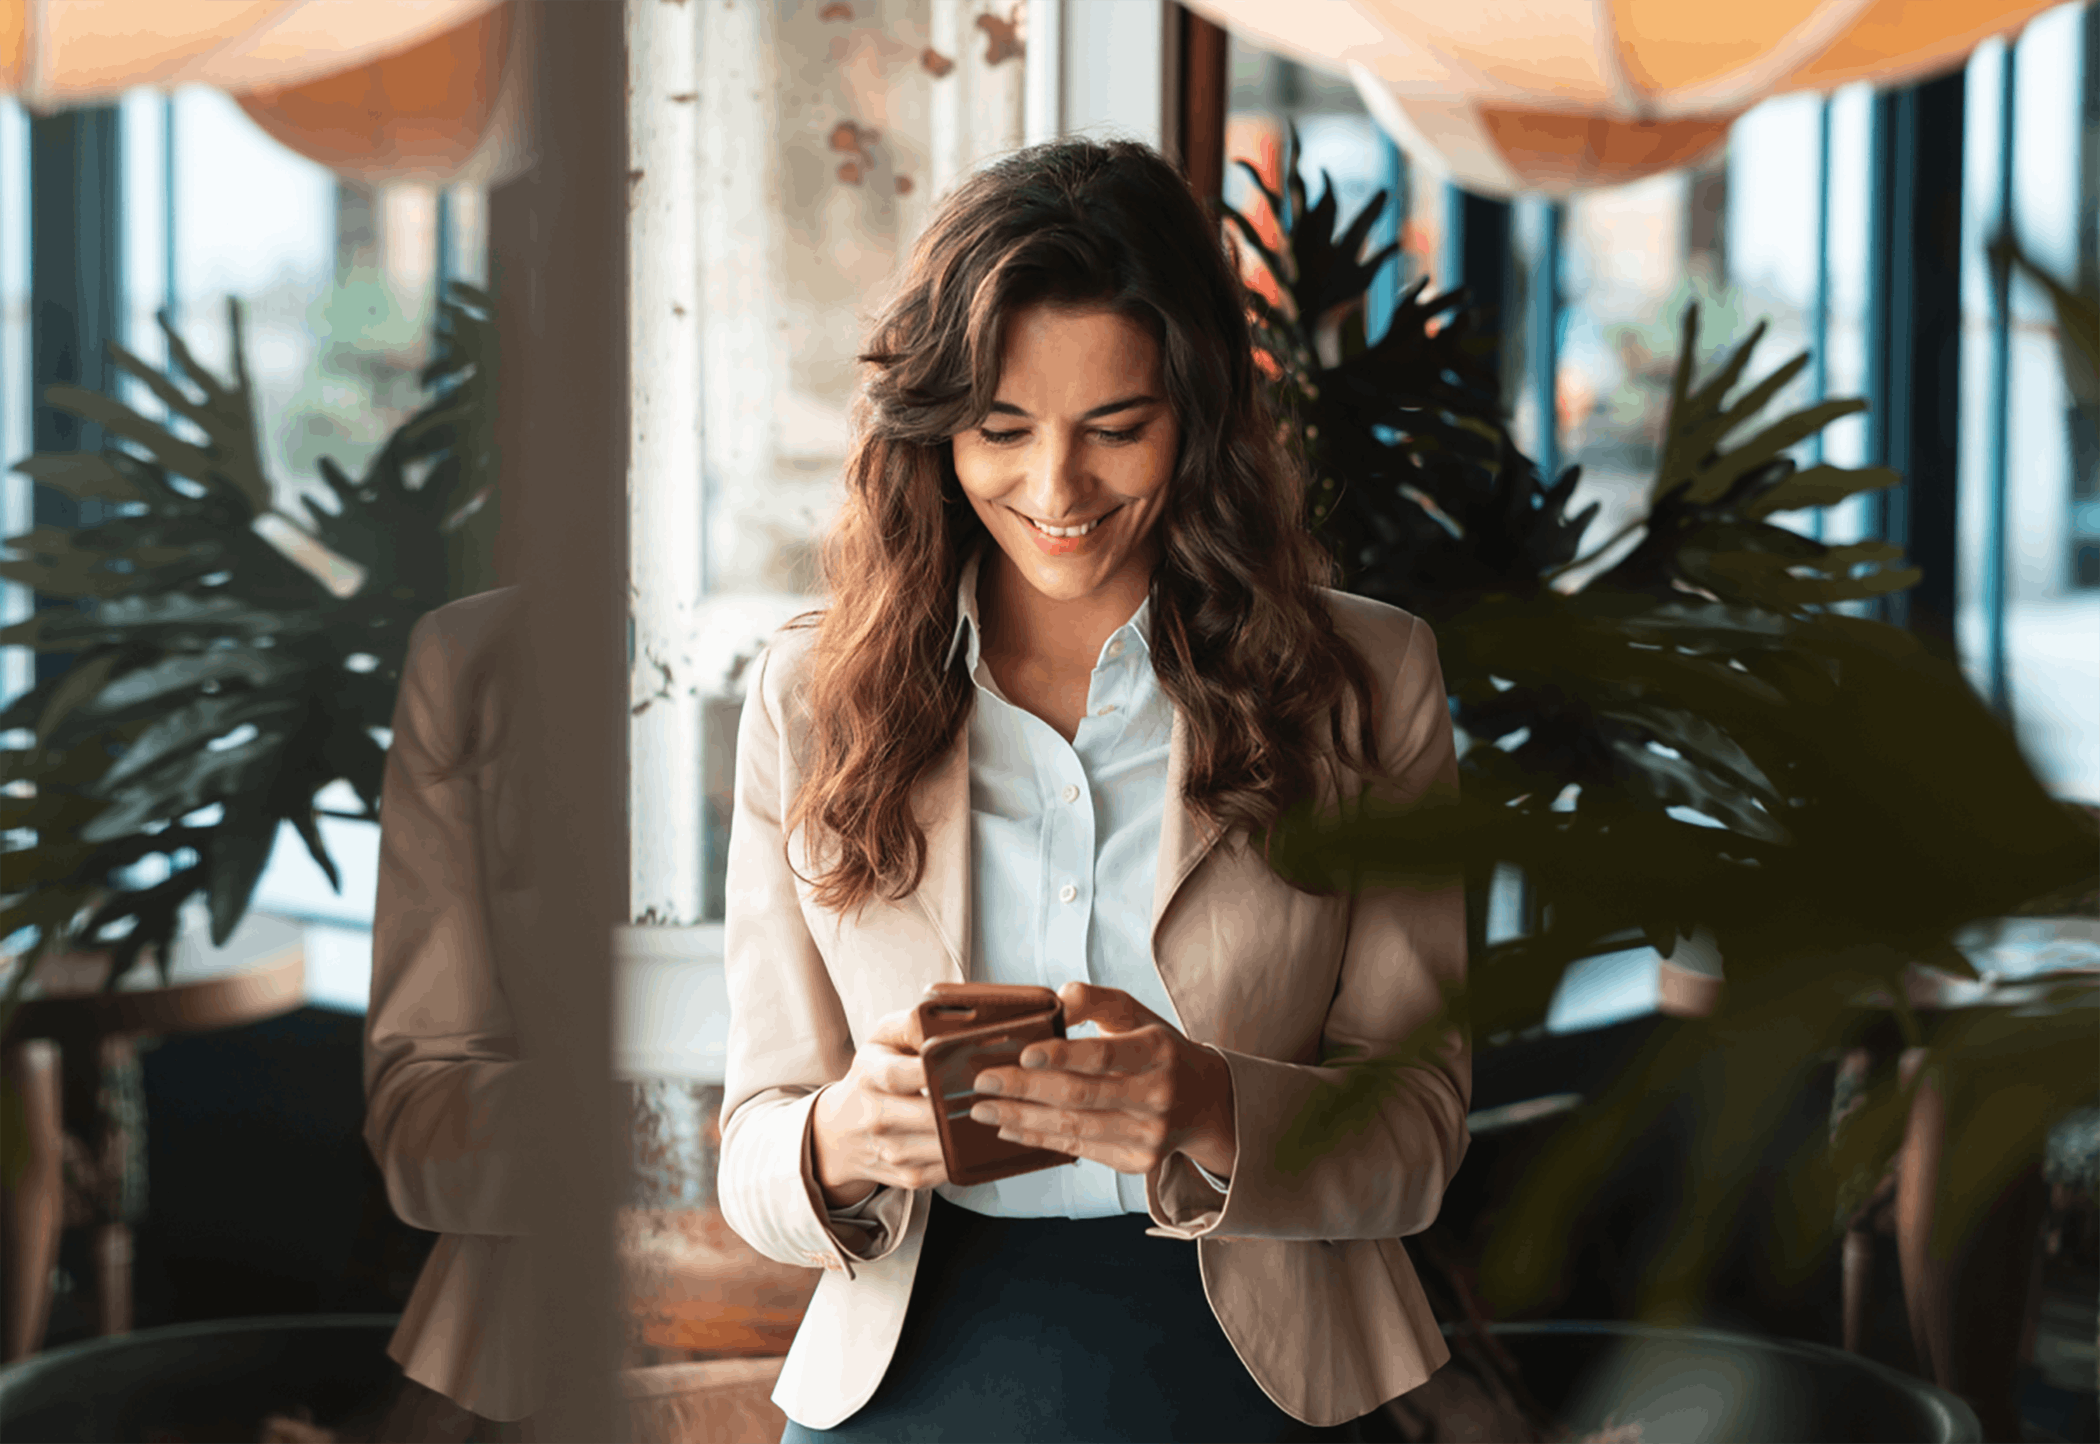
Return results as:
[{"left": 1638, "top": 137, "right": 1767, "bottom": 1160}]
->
[
  {"left": 976, "top": 8, "right": 1023, "bottom": 65},
  {"left": 695, "top": 0, "right": 1022, "bottom": 601}
]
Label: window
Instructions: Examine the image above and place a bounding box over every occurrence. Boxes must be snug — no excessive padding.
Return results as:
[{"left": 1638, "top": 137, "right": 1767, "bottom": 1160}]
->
[
  {"left": 1955, "top": 7, "right": 2097, "bottom": 801},
  {"left": 1222, "top": 39, "right": 1419, "bottom": 336},
  {"left": 1215, "top": 3, "right": 2097, "bottom": 1031},
  {"left": 2, "top": 89, "right": 486, "bottom": 1001}
]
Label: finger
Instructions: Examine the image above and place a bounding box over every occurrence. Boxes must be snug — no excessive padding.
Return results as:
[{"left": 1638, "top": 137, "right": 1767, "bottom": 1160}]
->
[
  {"left": 1057, "top": 981, "right": 1167, "bottom": 1035},
  {"left": 974, "top": 1062, "right": 1163, "bottom": 1114},
  {"left": 863, "top": 1143, "right": 950, "bottom": 1192},
  {"left": 861, "top": 1123, "right": 949, "bottom": 1170},
  {"left": 1015, "top": 1029, "right": 1166, "bottom": 1077},
  {"left": 857, "top": 1088, "right": 945, "bottom": 1139},
  {"left": 977, "top": 1103, "right": 1162, "bottom": 1175},
  {"left": 863, "top": 1048, "right": 932, "bottom": 1097},
  {"left": 865, "top": 1008, "right": 922, "bottom": 1051}
]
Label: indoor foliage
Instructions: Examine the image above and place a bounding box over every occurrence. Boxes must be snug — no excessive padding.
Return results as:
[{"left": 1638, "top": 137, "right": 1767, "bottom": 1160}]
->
[
  {"left": 1228, "top": 130, "right": 2095, "bottom": 1407},
  {"left": 0, "top": 285, "right": 497, "bottom": 1017}
]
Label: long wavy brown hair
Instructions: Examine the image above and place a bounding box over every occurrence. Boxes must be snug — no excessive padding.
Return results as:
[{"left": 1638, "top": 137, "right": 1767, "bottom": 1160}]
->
[{"left": 788, "top": 138, "right": 1379, "bottom": 913}]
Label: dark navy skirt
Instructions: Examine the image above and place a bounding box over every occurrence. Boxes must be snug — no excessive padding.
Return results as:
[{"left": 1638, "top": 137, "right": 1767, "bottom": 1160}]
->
[{"left": 778, "top": 1193, "right": 1361, "bottom": 1444}]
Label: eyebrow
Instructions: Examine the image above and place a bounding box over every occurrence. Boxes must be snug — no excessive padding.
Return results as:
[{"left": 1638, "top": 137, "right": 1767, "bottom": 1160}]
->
[{"left": 986, "top": 394, "right": 1159, "bottom": 421}]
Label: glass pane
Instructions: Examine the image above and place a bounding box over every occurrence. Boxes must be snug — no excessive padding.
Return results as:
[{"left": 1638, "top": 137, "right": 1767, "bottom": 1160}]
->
[
  {"left": 0, "top": 99, "right": 30, "bottom": 717},
  {"left": 149, "top": 92, "right": 488, "bottom": 963},
  {"left": 1222, "top": 37, "right": 1416, "bottom": 320},
  {"left": 1958, "top": 4, "right": 2099, "bottom": 803},
  {"left": 1723, "top": 90, "right": 1827, "bottom": 530},
  {"left": 164, "top": 88, "right": 338, "bottom": 509},
  {"left": 1555, "top": 170, "right": 1706, "bottom": 582}
]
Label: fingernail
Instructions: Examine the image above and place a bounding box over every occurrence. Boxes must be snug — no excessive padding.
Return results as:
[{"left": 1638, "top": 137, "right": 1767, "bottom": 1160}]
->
[
  {"left": 1020, "top": 1052, "right": 1047, "bottom": 1070},
  {"left": 970, "top": 1104, "right": 997, "bottom": 1124},
  {"left": 974, "top": 1074, "right": 1003, "bottom": 1095}
]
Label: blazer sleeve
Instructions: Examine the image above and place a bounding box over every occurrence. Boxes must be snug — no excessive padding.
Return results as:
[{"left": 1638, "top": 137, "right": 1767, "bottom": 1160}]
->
[
  {"left": 363, "top": 610, "right": 537, "bottom": 1239},
  {"left": 1148, "top": 614, "right": 1471, "bottom": 1242},
  {"left": 715, "top": 641, "right": 912, "bottom": 1278}
]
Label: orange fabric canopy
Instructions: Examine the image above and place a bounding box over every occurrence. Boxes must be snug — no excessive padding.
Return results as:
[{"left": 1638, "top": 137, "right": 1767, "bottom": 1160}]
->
[
  {"left": 1, "top": 0, "right": 529, "bottom": 185},
  {"left": 1188, "top": 0, "right": 2064, "bottom": 195}
]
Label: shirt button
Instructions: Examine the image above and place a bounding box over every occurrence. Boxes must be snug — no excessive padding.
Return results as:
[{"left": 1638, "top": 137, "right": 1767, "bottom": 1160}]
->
[
  {"left": 1106, "top": 639, "right": 1124, "bottom": 659},
  {"left": 1095, "top": 704, "right": 1117, "bottom": 717},
  {"left": 1061, "top": 783, "right": 1080, "bottom": 804},
  {"left": 1058, "top": 883, "right": 1078, "bottom": 904}
]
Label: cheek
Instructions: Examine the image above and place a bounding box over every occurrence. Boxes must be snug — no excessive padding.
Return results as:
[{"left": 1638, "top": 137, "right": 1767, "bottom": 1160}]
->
[
  {"left": 949, "top": 455, "right": 995, "bottom": 512},
  {"left": 1127, "top": 435, "right": 1179, "bottom": 504}
]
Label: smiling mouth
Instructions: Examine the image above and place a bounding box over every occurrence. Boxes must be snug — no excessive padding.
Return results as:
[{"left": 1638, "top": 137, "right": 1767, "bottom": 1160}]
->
[{"left": 1018, "top": 506, "right": 1121, "bottom": 539}]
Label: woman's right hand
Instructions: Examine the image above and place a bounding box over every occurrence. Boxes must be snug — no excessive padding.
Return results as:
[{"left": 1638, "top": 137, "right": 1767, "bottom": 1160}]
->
[{"left": 808, "top": 1008, "right": 949, "bottom": 1207}]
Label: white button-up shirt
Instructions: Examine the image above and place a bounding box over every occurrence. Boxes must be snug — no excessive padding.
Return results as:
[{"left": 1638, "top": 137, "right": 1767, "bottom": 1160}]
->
[{"left": 934, "top": 552, "right": 1185, "bottom": 1219}]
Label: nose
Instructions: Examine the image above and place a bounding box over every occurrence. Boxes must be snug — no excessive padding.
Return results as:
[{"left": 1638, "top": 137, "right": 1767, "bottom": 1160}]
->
[{"left": 1018, "top": 432, "right": 1092, "bottom": 521}]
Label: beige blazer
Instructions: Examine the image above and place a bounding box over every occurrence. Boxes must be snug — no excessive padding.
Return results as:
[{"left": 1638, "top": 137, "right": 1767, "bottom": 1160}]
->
[
  {"left": 718, "top": 590, "right": 1470, "bottom": 1430},
  {"left": 364, "top": 589, "right": 541, "bottom": 1423}
]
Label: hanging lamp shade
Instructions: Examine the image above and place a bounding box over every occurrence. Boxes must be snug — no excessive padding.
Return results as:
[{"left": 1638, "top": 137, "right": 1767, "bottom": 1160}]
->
[
  {"left": 1186, "top": 0, "right": 2063, "bottom": 195},
  {"left": 0, "top": 0, "right": 529, "bottom": 185}
]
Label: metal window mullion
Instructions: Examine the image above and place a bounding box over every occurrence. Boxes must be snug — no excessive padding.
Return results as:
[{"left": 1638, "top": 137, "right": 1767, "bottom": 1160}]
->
[
  {"left": 162, "top": 94, "right": 176, "bottom": 339},
  {"left": 28, "top": 106, "right": 124, "bottom": 686},
  {"left": 435, "top": 188, "right": 455, "bottom": 314},
  {"left": 1809, "top": 95, "right": 1832, "bottom": 540},
  {"left": 1528, "top": 199, "right": 1564, "bottom": 491},
  {"left": 1984, "top": 41, "right": 2016, "bottom": 714},
  {"left": 1865, "top": 88, "right": 1916, "bottom": 632},
  {"left": 1367, "top": 132, "right": 1404, "bottom": 345},
  {"left": 1445, "top": 184, "right": 1513, "bottom": 395}
]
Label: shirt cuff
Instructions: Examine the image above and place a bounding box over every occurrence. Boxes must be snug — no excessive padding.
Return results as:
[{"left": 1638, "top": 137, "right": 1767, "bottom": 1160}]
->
[
  {"left": 830, "top": 1186, "right": 889, "bottom": 1220},
  {"left": 1190, "top": 1158, "right": 1231, "bottom": 1194}
]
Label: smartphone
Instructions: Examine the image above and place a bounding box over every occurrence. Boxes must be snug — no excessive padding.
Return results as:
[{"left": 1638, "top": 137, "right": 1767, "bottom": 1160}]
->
[{"left": 910, "top": 982, "right": 1074, "bottom": 1186}]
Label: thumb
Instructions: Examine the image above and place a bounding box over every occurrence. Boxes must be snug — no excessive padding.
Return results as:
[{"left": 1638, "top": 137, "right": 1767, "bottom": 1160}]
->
[{"left": 1059, "top": 981, "right": 1165, "bottom": 1034}]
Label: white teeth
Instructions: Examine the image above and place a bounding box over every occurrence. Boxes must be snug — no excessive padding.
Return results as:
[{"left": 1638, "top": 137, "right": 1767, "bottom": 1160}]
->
[{"left": 1028, "top": 514, "right": 1104, "bottom": 538}]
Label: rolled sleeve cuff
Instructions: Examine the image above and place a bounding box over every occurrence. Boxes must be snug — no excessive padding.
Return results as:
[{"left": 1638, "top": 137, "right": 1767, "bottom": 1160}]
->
[{"left": 799, "top": 1087, "right": 912, "bottom": 1272}]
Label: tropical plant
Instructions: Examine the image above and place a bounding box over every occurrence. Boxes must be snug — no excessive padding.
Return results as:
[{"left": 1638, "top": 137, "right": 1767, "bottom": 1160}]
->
[
  {"left": 0, "top": 283, "right": 498, "bottom": 1023},
  {"left": 1224, "top": 131, "right": 2096, "bottom": 1433}
]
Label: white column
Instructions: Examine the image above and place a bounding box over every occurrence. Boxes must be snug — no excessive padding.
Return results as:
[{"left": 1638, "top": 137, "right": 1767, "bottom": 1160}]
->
[
  {"left": 626, "top": 0, "right": 705, "bottom": 926},
  {"left": 697, "top": 0, "right": 779, "bottom": 597},
  {"left": 932, "top": 0, "right": 1031, "bottom": 197},
  {"left": 1057, "top": 0, "right": 1171, "bottom": 148},
  {"left": 1024, "top": 0, "right": 1064, "bottom": 145}
]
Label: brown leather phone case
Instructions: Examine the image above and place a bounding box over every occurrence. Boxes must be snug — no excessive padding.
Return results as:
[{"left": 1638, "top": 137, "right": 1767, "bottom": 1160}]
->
[{"left": 910, "top": 982, "right": 1074, "bottom": 1186}]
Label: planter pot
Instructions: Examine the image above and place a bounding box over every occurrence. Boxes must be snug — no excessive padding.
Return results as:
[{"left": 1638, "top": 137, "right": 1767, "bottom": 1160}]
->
[
  {"left": 1468, "top": 1321, "right": 1982, "bottom": 1443},
  {"left": 0, "top": 1315, "right": 400, "bottom": 1443},
  {"left": 0, "top": 1314, "right": 790, "bottom": 1444},
  {"left": 0, "top": 1313, "right": 1983, "bottom": 1444}
]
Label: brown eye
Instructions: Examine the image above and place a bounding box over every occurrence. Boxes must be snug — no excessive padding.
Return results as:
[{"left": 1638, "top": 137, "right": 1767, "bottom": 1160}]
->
[
  {"left": 1094, "top": 426, "right": 1143, "bottom": 445},
  {"left": 977, "top": 427, "right": 1026, "bottom": 445}
]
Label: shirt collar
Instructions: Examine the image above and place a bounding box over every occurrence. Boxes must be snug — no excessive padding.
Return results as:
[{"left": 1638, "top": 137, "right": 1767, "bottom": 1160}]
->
[{"left": 946, "top": 547, "right": 1152, "bottom": 675}]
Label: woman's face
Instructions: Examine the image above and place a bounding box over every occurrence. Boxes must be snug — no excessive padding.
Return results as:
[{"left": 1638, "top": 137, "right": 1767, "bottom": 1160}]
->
[{"left": 950, "top": 302, "right": 1179, "bottom": 610}]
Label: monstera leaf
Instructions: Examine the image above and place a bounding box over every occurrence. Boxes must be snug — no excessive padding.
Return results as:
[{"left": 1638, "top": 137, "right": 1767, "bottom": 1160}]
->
[
  {"left": 1232, "top": 130, "right": 2098, "bottom": 1327},
  {"left": 1222, "top": 130, "right": 1939, "bottom": 940},
  {"left": 1, "top": 285, "right": 497, "bottom": 1020}
]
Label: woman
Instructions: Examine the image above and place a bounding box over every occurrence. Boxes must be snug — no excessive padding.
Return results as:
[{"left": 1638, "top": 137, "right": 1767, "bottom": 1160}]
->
[
  {"left": 364, "top": 586, "right": 538, "bottom": 1442},
  {"left": 719, "top": 138, "right": 1468, "bottom": 1444}
]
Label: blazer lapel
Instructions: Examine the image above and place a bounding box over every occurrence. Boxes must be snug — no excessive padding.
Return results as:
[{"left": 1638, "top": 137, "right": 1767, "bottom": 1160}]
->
[
  {"left": 1151, "top": 706, "right": 1224, "bottom": 943},
  {"left": 911, "top": 730, "right": 971, "bottom": 986}
]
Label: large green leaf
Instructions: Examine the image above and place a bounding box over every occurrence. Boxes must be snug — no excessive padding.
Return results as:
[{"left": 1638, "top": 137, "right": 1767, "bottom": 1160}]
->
[
  {"left": 4, "top": 287, "right": 492, "bottom": 983},
  {"left": 1234, "top": 127, "right": 2097, "bottom": 1329}
]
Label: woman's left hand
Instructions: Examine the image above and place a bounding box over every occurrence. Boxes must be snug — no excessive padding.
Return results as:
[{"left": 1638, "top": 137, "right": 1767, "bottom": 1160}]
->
[{"left": 969, "top": 981, "right": 1238, "bottom": 1181}]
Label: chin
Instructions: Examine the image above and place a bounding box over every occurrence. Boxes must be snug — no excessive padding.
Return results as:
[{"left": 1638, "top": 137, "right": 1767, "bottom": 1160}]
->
[{"left": 1008, "top": 555, "right": 1112, "bottom": 603}]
